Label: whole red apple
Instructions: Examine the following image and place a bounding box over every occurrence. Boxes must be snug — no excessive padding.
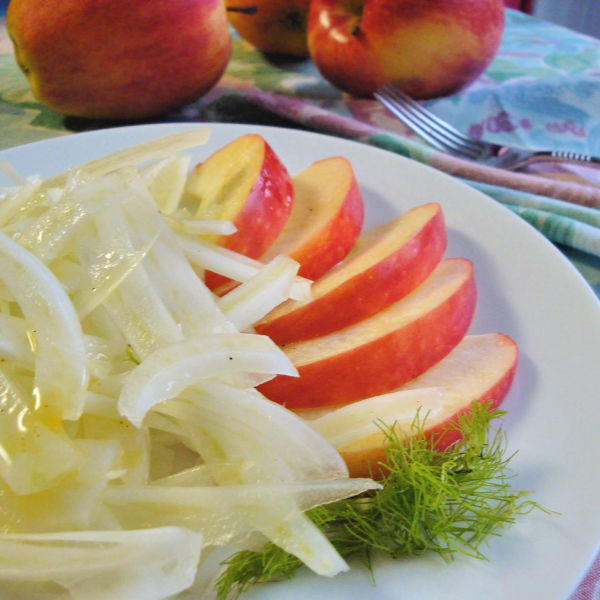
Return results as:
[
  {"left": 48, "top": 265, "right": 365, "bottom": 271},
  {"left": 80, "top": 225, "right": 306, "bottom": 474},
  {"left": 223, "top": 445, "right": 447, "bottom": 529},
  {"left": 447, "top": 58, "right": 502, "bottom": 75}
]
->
[
  {"left": 6, "top": 0, "right": 232, "bottom": 120},
  {"left": 226, "top": 0, "right": 310, "bottom": 57},
  {"left": 307, "top": 0, "right": 505, "bottom": 98}
]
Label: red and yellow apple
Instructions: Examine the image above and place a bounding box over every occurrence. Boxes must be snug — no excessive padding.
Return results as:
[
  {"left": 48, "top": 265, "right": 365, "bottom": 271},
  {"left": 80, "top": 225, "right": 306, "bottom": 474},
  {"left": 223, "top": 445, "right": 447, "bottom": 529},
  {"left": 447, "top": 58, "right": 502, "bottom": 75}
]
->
[
  {"left": 258, "top": 258, "right": 476, "bottom": 408},
  {"left": 260, "top": 156, "right": 364, "bottom": 282},
  {"left": 186, "top": 134, "right": 294, "bottom": 291},
  {"left": 226, "top": 0, "right": 311, "bottom": 58},
  {"left": 6, "top": 0, "right": 232, "bottom": 120},
  {"left": 305, "top": 333, "right": 518, "bottom": 477},
  {"left": 255, "top": 202, "right": 446, "bottom": 344},
  {"left": 306, "top": 0, "right": 505, "bottom": 98}
]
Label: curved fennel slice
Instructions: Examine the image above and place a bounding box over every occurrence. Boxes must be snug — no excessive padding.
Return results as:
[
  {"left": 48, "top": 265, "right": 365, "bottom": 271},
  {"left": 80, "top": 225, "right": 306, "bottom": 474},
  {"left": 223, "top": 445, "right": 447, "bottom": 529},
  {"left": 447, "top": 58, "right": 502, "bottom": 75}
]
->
[
  {"left": 0, "top": 527, "right": 203, "bottom": 600},
  {"left": 118, "top": 334, "right": 297, "bottom": 427},
  {"left": 0, "top": 231, "right": 87, "bottom": 420}
]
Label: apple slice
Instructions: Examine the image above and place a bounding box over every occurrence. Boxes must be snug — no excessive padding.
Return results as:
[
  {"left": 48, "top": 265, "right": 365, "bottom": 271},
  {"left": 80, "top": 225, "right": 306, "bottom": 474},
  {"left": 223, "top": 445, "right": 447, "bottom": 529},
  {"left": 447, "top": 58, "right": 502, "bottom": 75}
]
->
[
  {"left": 210, "top": 154, "right": 364, "bottom": 297},
  {"left": 260, "top": 156, "right": 364, "bottom": 281},
  {"left": 254, "top": 202, "right": 446, "bottom": 344},
  {"left": 303, "top": 333, "right": 518, "bottom": 477},
  {"left": 185, "top": 134, "right": 294, "bottom": 291},
  {"left": 257, "top": 258, "right": 476, "bottom": 409}
]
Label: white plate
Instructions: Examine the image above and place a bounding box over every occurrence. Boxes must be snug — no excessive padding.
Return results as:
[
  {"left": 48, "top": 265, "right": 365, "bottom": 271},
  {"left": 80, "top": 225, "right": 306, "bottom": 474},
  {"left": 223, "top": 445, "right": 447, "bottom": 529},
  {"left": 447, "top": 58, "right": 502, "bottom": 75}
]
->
[{"left": 2, "top": 123, "right": 600, "bottom": 600}]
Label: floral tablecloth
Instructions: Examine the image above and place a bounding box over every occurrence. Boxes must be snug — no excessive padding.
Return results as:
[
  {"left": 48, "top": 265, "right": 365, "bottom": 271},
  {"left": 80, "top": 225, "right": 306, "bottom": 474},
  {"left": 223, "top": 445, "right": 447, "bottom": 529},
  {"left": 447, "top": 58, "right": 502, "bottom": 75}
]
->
[{"left": 1, "top": 7, "right": 600, "bottom": 599}]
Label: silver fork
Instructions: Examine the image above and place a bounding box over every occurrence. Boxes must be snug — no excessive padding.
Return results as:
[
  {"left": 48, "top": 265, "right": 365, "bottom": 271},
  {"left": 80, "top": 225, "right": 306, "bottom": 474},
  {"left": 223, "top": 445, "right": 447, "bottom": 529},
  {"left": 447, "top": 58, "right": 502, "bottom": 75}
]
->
[{"left": 374, "top": 83, "right": 600, "bottom": 171}]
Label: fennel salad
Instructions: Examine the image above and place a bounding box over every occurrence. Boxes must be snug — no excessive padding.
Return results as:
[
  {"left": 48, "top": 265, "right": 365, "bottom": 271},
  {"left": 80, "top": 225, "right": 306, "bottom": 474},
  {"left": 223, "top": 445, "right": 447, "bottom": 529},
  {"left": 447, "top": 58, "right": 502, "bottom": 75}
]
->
[{"left": 0, "top": 130, "right": 541, "bottom": 600}]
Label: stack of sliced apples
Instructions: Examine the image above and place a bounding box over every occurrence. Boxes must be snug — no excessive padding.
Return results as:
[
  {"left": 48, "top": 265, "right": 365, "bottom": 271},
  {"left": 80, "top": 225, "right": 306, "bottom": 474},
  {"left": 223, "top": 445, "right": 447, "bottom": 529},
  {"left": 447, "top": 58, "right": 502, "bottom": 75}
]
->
[{"left": 188, "top": 133, "right": 518, "bottom": 478}]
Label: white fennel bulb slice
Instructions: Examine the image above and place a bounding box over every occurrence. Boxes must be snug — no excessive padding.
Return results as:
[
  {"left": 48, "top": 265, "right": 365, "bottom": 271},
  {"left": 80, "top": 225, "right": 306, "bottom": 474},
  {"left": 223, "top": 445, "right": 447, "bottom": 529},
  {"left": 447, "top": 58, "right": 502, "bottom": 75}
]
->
[
  {"left": 103, "top": 477, "right": 378, "bottom": 548},
  {"left": 51, "top": 257, "right": 88, "bottom": 295},
  {"left": 0, "top": 365, "right": 82, "bottom": 494},
  {"left": 0, "top": 231, "right": 87, "bottom": 420},
  {"left": 178, "top": 234, "right": 312, "bottom": 302},
  {"left": 0, "top": 438, "right": 119, "bottom": 533},
  {"left": 78, "top": 205, "right": 183, "bottom": 359},
  {"left": 261, "top": 511, "right": 349, "bottom": 577},
  {"left": 166, "top": 215, "right": 236, "bottom": 235},
  {"left": 41, "top": 128, "right": 210, "bottom": 190},
  {"left": 217, "top": 255, "right": 300, "bottom": 331},
  {"left": 0, "top": 527, "right": 203, "bottom": 600},
  {"left": 0, "top": 176, "right": 42, "bottom": 228},
  {"left": 18, "top": 169, "right": 148, "bottom": 264},
  {"left": 139, "top": 153, "right": 191, "bottom": 215},
  {"left": 0, "top": 313, "right": 35, "bottom": 367},
  {"left": 308, "top": 387, "right": 460, "bottom": 448},
  {"left": 117, "top": 188, "right": 236, "bottom": 338},
  {"left": 72, "top": 209, "right": 158, "bottom": 320},
  {"left": 142, "top": 234, "right": 235, "bottom": 338},
  {"left": 118, "top": 334, "right": 297, "bottom": 427},
  {"left": 154, "top": 381, "right": 348, "bottom": 483}
]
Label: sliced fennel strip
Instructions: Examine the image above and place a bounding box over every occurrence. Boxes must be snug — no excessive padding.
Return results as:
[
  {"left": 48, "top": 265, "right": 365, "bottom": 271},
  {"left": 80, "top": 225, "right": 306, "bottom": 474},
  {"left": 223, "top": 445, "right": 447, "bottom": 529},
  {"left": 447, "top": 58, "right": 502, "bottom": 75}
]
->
[
  {"left": 165, "top": 382, "right": 349, "bottom": 482},
  {"left": 79, "top": 203, "right": 183, "bottom": 359},
  {"left": 165, "top": 215, "right": 237, "bottom": 235},
  {"left": 117, "top": 187, "right": 235, "bottom": 338},
  {"left": 73, "top": 205, "right": 161, "bottom": 320},
  {"left": 217, "top": 255, "right": 301, "bottom": 331},
  {"left": 118, "top": 334, "right": 297, "bottom": 427},
  {"left": 0, "top": 364, "right": 82, "bottom": 495},
  {"left": 18, "top": 168, "right": 150, "bottom": 264},
  {"left": 0, "top": 231, "right": 87, "bottom": 420},
  {"left": 178, "top": 234, "right": 312, "bottom": 302},
  {"left": 0, "top": 527, "right": 204, "bottom": 600},
  {"left": 41, "top": 129, "right": 210, "bottom": 190},
  {"left": 102, "top": 478, "right": 378, "bottom": 549},
  {"left": 139, "top": 153, "right": 191, "bottom": 215}
]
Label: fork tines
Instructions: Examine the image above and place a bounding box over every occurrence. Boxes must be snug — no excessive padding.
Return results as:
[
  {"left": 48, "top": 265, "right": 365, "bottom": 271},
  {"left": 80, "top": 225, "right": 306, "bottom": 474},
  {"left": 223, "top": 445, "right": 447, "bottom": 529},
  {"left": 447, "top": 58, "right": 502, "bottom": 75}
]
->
[{"left": 374, "top": 84, "right": 487, "bottom": 159}]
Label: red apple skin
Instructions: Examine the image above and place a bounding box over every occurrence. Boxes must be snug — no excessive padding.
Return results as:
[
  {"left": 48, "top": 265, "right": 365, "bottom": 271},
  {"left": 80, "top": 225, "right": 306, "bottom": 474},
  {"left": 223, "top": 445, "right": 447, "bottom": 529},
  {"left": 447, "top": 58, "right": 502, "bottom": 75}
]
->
[
  {"left": 334, "top": 333, "right": 518, "bottom": 477},
  {"left": 187, "top": 135, "right": 294, "bottom": 291},
  {"left": 7, "top": 0, "right": 232, "bottom": 120},
  {"left": 307, "top": 0, "right": 505, "bottom": 98},
  {"left": 255, "top": 202, "right": 446, "bottom": 344},
  {"left": 258, "top": 258, "right": 476, "bottom": 409},
  {"left": 261, "top": 156, "right": 365, "bottom": 282},
  {"left": 212, "top": 142, "right": 294, "bottom": 259},
  {"left": 401, "top": 332, "right": 518, "bottom": 452},
  {"left": 425, "top": 353, "right": 517, "bottom": 451},
  {"left": 226, "top": 0, "right": 310, "bottom": 58}
]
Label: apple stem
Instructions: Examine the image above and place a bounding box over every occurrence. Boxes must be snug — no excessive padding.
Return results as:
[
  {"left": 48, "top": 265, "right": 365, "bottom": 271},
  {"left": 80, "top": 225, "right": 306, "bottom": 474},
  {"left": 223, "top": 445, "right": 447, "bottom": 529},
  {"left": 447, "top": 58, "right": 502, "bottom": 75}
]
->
[{"left": 226, "top": 5, "right": 258, "bottom": 15}]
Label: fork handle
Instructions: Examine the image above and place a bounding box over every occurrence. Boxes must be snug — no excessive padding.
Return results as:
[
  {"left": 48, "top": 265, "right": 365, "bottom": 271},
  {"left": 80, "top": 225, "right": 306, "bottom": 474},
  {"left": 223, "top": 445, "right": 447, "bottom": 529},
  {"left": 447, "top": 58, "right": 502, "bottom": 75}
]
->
[{"left": 498, "top": 148, "right": 600, "bottom": 171}]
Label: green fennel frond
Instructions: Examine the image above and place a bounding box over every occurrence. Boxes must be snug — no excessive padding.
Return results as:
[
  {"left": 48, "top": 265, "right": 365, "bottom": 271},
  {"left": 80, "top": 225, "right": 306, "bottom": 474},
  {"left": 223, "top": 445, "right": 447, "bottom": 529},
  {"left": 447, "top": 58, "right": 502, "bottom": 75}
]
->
[{"left": 216, "top": 402, "right": 547, "bottom": 600}]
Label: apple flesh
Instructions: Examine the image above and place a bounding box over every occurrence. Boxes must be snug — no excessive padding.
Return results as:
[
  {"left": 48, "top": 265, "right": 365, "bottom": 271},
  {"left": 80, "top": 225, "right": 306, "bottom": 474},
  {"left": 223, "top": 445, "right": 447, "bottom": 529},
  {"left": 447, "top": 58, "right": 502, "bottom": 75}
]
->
[
  {"left": 226, "top": 0, "right": 310, "bottom": 58},
  {"left": 305, "top": 332, "right": 518, "bottom": 477},
  {"left": 185, "top": 134, "right": 294, "bottom": 291},
  {"left": 255, "top": 202, "right": 446, "bottom": 344},
  {"left": 6, "top": 0, "right": 232, "bottom": 120},
  {"left": 306, "top": 0, "right": 505, "bottom": 98},
  {"left": 261, "top": 156, "right": 364, "bottom": 282},
  {"left": 257, "top": 258, "right": 476, "bottom": 408}
]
